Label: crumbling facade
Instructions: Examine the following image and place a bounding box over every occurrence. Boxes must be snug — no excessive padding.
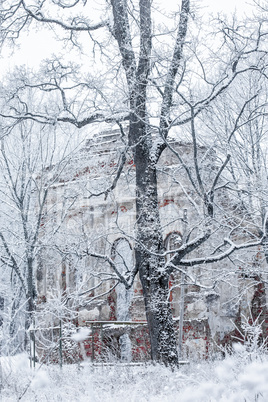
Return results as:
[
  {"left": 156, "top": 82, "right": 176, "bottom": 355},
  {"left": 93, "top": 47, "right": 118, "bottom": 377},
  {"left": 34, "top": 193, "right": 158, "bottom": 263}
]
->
[{"left": 36, "top": 128, "right": 268, "bottom": 361}]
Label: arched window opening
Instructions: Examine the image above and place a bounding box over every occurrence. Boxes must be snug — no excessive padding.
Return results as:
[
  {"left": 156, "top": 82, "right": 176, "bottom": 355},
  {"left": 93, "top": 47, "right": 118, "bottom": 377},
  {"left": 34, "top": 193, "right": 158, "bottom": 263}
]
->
[
  {"left": 36, "top": 255, "right": 46, "bottom": 300},
  {"left": 111, "top": 237, "right": 133, "bottom": 321},
  {"left": 165, "top": 232, "right": 183, "bottom": 318},
  {"left": 111, "top": 237, "right": 134, "bottom": 361},
  {"left": 111, "top": 238, "right": 133, "bottom": 277},
  {"left": 61, "top": 254, "right": 77, "bottom": 294},
  {"left": 165, "top": 231, "right": 183, "bottom": 260}
]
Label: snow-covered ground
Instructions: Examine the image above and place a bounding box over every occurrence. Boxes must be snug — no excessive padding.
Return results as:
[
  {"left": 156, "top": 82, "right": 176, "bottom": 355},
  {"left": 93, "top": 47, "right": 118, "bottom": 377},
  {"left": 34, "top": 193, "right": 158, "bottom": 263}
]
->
[{"left": 1, "top": 346, "right": 268, "bottom": 401}]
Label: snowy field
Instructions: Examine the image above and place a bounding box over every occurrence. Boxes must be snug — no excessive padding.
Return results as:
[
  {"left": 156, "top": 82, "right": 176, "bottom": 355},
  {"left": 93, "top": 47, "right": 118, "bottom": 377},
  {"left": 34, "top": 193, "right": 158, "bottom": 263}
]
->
[{"left": 1, "top": 345, "right": 268, "bottom": 402}]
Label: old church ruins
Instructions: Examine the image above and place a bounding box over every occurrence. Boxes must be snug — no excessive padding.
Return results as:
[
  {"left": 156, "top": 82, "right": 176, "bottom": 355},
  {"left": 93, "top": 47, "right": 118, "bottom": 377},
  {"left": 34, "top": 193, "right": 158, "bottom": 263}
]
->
[{"left": 35, "top": 127, "right": 268, "bottom": 361}]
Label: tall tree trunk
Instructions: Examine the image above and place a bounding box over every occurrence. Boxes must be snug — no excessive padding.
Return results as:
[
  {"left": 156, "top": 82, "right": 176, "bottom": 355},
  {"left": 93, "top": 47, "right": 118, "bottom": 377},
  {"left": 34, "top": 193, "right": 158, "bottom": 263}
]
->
[
  {"left": 132, "top": 122, "right": 178, "bottom": 366},
  {"left": 111, "top": 0, "right": 190, "bottom": 367},
  {"left": 26, "top": 255, "right": 35, "bottom": 330}
]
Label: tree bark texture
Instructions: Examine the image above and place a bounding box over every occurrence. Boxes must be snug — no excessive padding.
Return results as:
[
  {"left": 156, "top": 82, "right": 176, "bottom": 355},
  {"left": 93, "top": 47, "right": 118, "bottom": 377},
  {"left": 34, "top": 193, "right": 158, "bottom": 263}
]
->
[
  {"left": 111, "top": 0, "right": 190, "bottom": 366},
  {"left": 133, "top": 125, "right": 178, "bottom": 365}
]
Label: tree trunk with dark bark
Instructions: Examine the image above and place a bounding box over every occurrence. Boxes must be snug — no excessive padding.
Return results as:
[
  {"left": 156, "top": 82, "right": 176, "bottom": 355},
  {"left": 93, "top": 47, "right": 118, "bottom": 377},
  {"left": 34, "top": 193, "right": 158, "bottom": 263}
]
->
[
  {"left": 131, "top": 121, "right": 178, "bottom": 366},
  {"left": 25, "top": 255, "right": 35, "bottom": 331},
  {"left": 110, "top": 0, "right": 189, "bottom": 366}
]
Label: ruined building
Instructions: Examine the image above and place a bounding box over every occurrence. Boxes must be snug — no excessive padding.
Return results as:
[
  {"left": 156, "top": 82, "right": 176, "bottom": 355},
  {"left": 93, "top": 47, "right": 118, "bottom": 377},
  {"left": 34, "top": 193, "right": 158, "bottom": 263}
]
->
[{"left": 35, "top": 128, "right": 268, "bottom": 361}]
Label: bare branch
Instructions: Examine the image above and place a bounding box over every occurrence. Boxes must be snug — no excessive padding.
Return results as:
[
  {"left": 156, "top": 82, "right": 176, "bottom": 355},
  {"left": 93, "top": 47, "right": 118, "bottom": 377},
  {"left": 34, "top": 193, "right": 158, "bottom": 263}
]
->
[
  {"left": 21, "top": 0, "right": 107, "bottom": 32},
  {"left": 180, "top": 236, "right": 264, "bottom": 267}
]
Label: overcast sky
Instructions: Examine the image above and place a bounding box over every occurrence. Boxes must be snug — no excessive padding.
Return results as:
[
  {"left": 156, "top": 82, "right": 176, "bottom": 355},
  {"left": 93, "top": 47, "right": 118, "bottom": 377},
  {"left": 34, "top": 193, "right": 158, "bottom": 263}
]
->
[
  {"left": 204, "top": 0, "right": 250, "bottom": 13},
  {"left": 0, "top": 0, "right": 252, "bottom": 77}
]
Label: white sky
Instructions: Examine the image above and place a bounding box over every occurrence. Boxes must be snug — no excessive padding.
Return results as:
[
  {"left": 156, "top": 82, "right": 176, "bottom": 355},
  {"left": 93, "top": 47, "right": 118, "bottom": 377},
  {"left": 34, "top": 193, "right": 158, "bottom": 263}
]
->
[
  {"left": 0, "top": 0, "right": 251, "bottom": 77},
  {"left": 203, "top": 0, "right": 251, "bottom": 13}
]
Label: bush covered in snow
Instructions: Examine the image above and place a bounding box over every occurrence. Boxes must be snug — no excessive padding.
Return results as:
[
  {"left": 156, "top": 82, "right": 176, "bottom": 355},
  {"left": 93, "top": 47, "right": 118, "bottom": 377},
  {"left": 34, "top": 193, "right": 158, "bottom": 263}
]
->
[{"left": 1, "top": 343, "right": 268, "bottom": 402}]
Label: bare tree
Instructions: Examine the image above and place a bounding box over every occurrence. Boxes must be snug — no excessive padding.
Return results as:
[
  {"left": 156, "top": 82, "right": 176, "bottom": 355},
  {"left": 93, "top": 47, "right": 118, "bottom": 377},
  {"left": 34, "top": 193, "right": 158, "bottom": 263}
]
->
[
  {"left": 0, "top": 0, "right": 267, "bottom": 366},
  {"left": 0, "top": 89, "right": 81, "bottom": 352},
  {"left": 204, "top": 70, "right": 268, "bottom": 253}
]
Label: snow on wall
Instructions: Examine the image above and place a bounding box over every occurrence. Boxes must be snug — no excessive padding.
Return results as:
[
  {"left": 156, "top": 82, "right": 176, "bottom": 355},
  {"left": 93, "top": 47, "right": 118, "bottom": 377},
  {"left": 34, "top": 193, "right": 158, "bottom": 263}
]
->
[{"left": 35, "top": 130, "right": 268, "bottom": 360}]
